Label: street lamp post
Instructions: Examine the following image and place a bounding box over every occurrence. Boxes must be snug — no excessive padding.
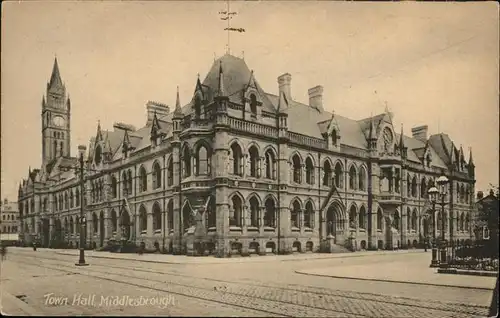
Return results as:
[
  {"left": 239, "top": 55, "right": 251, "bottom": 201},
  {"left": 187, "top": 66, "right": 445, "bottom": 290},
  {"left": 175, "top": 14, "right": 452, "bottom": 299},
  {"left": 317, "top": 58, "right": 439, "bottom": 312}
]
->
[
  {"left": 428, "top": 186, "right": 439, "bottom": 267},
  {"left": 75, "top": 145, "right": 89, "bottom": 266},
  {"left": 428, "top": 174, "right": 449, "bottom": 268}
]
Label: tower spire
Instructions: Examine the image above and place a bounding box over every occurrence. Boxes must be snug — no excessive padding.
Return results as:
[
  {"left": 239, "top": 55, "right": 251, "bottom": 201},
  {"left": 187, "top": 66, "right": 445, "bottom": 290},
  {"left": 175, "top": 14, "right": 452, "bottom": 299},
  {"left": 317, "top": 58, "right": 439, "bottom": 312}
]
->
[
  {"left": 49, "top": 56, "right": 63, "bottom": 89},
  {"left": 174, "top": 86, "right": 182, "bottom": 117},
  {"left": 218, "top": 61, "right": 226, "bottom": 97},
  {"left": 468, "top": 147, "right": 474, "bottom": 167}
]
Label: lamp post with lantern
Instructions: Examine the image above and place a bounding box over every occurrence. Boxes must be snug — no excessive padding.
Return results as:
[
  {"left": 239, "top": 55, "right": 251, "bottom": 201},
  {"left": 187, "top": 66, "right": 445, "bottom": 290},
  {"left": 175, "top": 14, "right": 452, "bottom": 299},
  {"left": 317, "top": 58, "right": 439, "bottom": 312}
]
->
[
  {"left": 428, "top": 174, "right": 449, "bottom": 268},
  {"left": 75, "top": 145, "right": 89, "bottom": 266}
]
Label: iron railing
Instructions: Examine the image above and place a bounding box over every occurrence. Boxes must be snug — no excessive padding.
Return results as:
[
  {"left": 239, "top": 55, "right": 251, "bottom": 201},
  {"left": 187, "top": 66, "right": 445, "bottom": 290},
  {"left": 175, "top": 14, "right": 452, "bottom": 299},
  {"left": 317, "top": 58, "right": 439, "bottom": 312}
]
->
[{"left": 444, "top": 240, "right": 499, "bottom": 272}]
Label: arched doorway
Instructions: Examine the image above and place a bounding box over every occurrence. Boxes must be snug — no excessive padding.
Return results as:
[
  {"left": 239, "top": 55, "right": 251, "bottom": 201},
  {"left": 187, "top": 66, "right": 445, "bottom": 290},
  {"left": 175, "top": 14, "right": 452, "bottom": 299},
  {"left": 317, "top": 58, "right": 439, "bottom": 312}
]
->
[
  {"left": 182, "top": 202, "right": 194, "bottom": 232},
  {"left": 99, "top": 211, "right": 105, "bottom": 247},
  {"left": 121, "top": 210, "right": 131, "bottom": 241},
  {"left": 326, "top": 201, "right": 344, "bottom": 241},
  {"left": 385, "top": 216, "right": 392, "bottom": 250}
]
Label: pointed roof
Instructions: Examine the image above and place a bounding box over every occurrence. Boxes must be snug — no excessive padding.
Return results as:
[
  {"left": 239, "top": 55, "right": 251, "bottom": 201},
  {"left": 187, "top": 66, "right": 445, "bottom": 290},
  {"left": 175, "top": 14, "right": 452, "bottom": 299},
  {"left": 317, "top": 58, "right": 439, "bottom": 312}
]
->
[
  {"left": 173, "top": 86, "right": 183, "bottom": 119},
  {"left": 368, "top": 117, "right": 377, "bottom": 140},
  {"left": 399, "top": 124, "right": 405, "bottom": 150},
  {"left": 217, "top": 61, "right": 226, "bottom": 97},
  {"left": 48, "top": 57, "right": 63, "bottom": 89},
  {"left": 469, "top": 147, "right": 474, "bottom": 167}
]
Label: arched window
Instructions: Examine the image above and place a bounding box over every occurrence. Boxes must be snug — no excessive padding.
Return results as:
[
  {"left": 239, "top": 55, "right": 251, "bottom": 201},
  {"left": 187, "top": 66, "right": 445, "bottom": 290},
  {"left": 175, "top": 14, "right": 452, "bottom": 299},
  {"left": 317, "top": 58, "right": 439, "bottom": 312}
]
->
[
  {"left": 395, "top": 171, "right": 401, "bottom": 193},
  {"left": 465, "top": 214, "right": 469, "bottom": 232},
  {"left": 95, "top": 145, "right": 102, "bottom": 165},
  {"left": 291, "top": 200, "right": 301, "bottom": 228},
  {"left": 231, "top": 143, "right": 243, "bottom": 176},
  {"left": 265, "top": 149, "right": 276, "bottom": 180},
  {"left": 152, "top": 162, "right": 162, "bottom": 189},
  {"left": 323, "top": 160, "right": 332, "bottom": 187},
  {"left": 167, "top": 200, "right": 174, "bottom": 232},
  {"left": 407, "top": 174, "right": 411, "bottom": 197},
  {"left": 249, "top": 146, "right": 259, "bottom": 178},
  {"left": 349, "top": 165, "right": 357, "bottom": 190},
  {"left": 196, "top": 145, "right": 210, "bottom": 176},
  {"left": 250, "top": 94, "right": 257, "bottom": 117},
  {"left": 111, "top": 210, "right": 117, "bottom": 232},
  {"left": 407, "top": 207, "right": 412, "bottom": 231},
  {"left": 359, "top": 206, "right": 366, "bottom": 229},
  {"left": 183, "top": 146, "right": 191, "bottom": 178},
  {"left": 292, "top": 154, "right": 302, "bottom": 183},
  {"left": 249, "top": 196, "right": 260, "bottom": 227},
  {"left": 75, "top": 189, "right": 80, "bottom": 207},
  {"left": 349, "top": 206, "right": 357, "bottom": 228},
  {"left": 153, "top": 203, "right": 162, "bottom": 231},
  {"left": 411, "top": 176, "right": 417, "bottom": 197},
  {"left": 412, "top": 210, "right": 417, "bottom": 231},
  {"left": 331, "top": 130, "right": 337, "bottom": 146},
  {"left": 304, "top": 201, "right": 314, "bottom": 228},
  {"left": 69, "top": 217, "right": 74, "bottom": 234},
  {"left": 139, "top": 206, "right": 147, "bottom": 232},
  {"left": 334, "top": 162, "right": 343, "bottom": 188},
  {"left": 69, "top": 192, "right": 74, "bottom": 208},
  {"left": 230, "top": 196, "right": 243, "bottom": 227},
  {"left": 139, "top": 166, "right": 147, "bottom": 192},
  {"left": 92, "top": 212, "right": 98, "bottom": 234},
  {"left": 460, "top": 213, "right": 465, "bottom": 231},
  {"left": 460, "top": 185, "right": 465, "bottom": 203},
  {"left": 264, "top": 198, "right": 276, "bottom": 227},
  {"left": 110, "top": 176, "right": 117, "bottom": 198},
  {"left": 127, "top": 170, "right": 133, "bottom": 196},
  {"left": 305, "top": 157, "right": 314, "bottom": 185},
  {"left": 359, "top": 166, "right": 367, "bottom": 191},
  {"left": 421, "top": 178, "right": 427, "bottom": 199},
  {"left": 206, "top": 196, "right": 216, "bottom": 229},
  {"left": 167, "top": 157, "right": 173, "bottom": 186},
  {"left": 393, "top": 211, "right": 400, "bottom": 231},
  {"left": 64, "top": 193, "right": 68, "bottom": 209},
  {"left": 53, "top": 140, "right": 57, "bottom": 157}
]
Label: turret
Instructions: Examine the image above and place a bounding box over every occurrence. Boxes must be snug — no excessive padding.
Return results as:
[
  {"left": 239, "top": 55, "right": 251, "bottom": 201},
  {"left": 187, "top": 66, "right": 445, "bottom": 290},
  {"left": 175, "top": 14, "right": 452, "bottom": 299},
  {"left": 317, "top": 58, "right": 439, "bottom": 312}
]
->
[
  {"left": 367, "top": 117, "right": 377, "bottom": 153},
  {"left": 468, "top": 147, "right": 475, "bottom": 178},
  {"left": 172, "top": 86, "right": 183, "bottom": 135},
  {"left": 276, "top": 91, "right": 289, "bottom": 139},
  {"left": 399, "top": 124, "right": 407, "bottom": 160}
]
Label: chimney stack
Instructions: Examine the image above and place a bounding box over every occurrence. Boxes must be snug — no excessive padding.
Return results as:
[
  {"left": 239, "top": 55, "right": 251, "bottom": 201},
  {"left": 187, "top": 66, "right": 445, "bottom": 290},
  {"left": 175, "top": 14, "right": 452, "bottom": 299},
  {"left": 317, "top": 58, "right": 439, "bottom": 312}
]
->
[
  {"left": 277, "top": 73, "right": 292, "bottom": 101},
  {"left": 308, "top": 85, "right": 324, "bottom": 112},
  {"left": 411, "top": 125, "right": 428, "bottom": 142},
  {"left": 146, "top": 101, "right": 170, "bottom": 125}
]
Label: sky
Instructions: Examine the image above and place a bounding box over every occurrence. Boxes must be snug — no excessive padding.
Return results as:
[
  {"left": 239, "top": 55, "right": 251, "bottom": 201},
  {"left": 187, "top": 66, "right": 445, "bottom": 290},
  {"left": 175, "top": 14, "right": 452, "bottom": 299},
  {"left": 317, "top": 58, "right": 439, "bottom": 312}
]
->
[{"left": 1, "top": 1, "right": 499, "bottom": 201}]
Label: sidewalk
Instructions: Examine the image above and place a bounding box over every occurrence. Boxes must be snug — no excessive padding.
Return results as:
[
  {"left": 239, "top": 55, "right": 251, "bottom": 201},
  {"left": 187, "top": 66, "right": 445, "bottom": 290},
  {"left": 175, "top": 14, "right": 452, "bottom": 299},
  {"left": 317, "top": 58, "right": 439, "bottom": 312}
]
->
[
  {"left": 17, "top": 247, "right": 427, "bottom": 265},
  {"left": 0, "top": 289, "right": 41, "bottom": 316},
  {"left": 295, "top": 256, "right": 498, "bottom": 290}
]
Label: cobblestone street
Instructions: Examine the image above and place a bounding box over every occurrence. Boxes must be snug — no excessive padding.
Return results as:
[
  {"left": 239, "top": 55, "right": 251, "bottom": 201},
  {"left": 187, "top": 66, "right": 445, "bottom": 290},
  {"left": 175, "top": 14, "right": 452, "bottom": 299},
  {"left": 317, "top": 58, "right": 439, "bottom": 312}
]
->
[{"left": 1, "top": 248, "right": 496, "bottom": 316}]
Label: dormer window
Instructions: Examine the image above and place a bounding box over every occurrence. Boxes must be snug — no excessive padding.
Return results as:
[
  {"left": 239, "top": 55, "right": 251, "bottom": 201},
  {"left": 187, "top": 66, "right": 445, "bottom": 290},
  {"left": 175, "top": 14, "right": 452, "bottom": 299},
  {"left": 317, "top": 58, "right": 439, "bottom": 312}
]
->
[
  {"left": 331, "top": 130, "right": 337, "bottom": 146},
  {"left": 250, "top": 94, "right": 258, "bottom": 118},
  {"left": 194, "top": 95, "right": 202, "bottom": 118},
  {"left": 426, "top": 153, "right": 431, "bottom": 167},
  {"left": 95, "top": 145, "right": 102, "bottom": 165}
]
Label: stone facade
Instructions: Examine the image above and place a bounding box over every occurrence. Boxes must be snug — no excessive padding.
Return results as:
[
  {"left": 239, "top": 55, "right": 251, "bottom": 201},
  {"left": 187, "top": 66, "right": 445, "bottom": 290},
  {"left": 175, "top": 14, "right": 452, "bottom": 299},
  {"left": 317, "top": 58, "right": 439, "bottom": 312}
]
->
[
  {"left": 1, "top": 199, "right": 20, "bottom": 235},
  {"left": 18, "top": 54, "right": 476, "bottom": 256}
]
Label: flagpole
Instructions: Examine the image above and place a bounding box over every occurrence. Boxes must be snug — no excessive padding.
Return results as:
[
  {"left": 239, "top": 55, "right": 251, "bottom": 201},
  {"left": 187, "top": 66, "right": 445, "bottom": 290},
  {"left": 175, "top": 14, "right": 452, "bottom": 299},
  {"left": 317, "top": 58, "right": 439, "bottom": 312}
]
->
[{"left": 227, "top": 0, "right": 230, "bottom": 54}]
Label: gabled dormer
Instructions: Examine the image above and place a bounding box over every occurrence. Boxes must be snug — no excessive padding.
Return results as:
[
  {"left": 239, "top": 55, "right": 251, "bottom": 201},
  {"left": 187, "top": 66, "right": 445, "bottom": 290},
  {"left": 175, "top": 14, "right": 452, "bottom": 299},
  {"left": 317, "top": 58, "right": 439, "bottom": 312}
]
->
[
  {"left": 422, "top": 141, "right": 433, "bottom": 168},
  {"left": 150, "top": 110, "right": 165, "bottom": 148},
  {"left": 367, "top": 117, "right": 378, "bottom": 153},
  {"left": 326, "top": 113, "right": 341, "bottom": 150},
  {"left": 192, "top": 75, "right": 207, "bottom": 120},
  {"left": 242, "top": 70, "right": 263, "bottom": 120},
  {"left": 276, "top": 91, "right": 289, "bottom": 140},
  {"left": 121, "top": 129, "right": 136, "bottom": 159},
  {"left": 397, "top": 124, "right": 408, "bottom": 160}
]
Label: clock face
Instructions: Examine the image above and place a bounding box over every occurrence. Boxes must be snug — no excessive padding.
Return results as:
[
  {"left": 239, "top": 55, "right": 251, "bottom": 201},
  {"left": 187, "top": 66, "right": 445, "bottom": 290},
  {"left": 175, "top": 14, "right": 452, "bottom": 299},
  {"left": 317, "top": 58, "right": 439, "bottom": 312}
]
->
[
  {"left": 52, "top": 116, "right": 66, "bottom": 127},
  {"left": 383, "top": 127, "right": 393, "bottom": 149}
]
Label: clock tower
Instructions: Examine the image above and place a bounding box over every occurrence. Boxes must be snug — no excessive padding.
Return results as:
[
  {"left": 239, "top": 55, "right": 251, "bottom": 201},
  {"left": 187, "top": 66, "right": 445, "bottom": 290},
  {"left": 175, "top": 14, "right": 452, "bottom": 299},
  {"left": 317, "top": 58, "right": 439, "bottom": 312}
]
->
[{"left": 41, "top": 57, "right": 71, "bottom": 166}]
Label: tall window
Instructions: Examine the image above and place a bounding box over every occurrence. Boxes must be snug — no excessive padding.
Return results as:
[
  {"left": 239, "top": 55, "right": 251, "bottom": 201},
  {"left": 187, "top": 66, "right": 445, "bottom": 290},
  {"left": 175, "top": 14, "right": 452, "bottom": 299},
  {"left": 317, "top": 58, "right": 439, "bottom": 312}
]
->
[
  {"left": 412, "top": 210, "right": 417, "bottom": 231},
  {"left": 305, "top": 157, "right": 314, "bottom": 185},
  {"left": 152, "top": 162, "right": 162, "bottom": 189},
  {"left": 139, "top": 206, "right": 147, "bottom": 232},
  {"left": 122, "top": 171, "right": 128, "bottom": 196},
  {"left": 393, "top": 211, "right": 400, "bottom": 231},
  {"left": 323, "top": 160, "right": 332, "bottom": 186},
  {"left": 206, "top": 197, "right": 216, "bottom": 229},
  {"left": 111, "top": 176, "right": 117, "bottom": 198},
  {"left": 291, "top": 200, "right": 301, "bottom": 228},
  {"left": 349, "top": 206, "right": 357, "bottom": 228},
  {"left": 359, "top": 206, "right": 366, "bottom": 229},
  {"left": 249, "top": 146, "right": 259, "bottom": 178},
  {"left": 69, "top": 192, "right": 74, "bottom": 208},
  {"left": 183, "top": 146, "right": 192, "bottom": 178},
  {"left": 64, "top": 193, "right": 68, "bottom": 209},
  {"left": 264, "top": 198, "right": 276, "bottom": 227},
  {"left": 377, "top": 208, "right": 383, "bottom": 230},
  {"left": 304, "top": 201, "right": 314, "bottom": 228},
  {"left": 111, "top": 210, "right": 117, "bottom": 232},
  {"left": 331, "top": 130, "right": 337, "bottom": 146},
  {"left": 230, "top": 196, "right": 243, "bottom": 227},
  {"left": 69, "top": 217, "right": 74, "bottom": 234},
  {"left": 411, "top": 176, "right": 417, "bottom": 197},
  {"left": 167, "top": 200, "right": 174, "bottom": 231},
  {"left": 292, "top": 154, "right": 302, "bottom": 183},
  {"left": 334, "top": 162, "right": 343, "bottom": 188},
  {"left": 153, "top": 203, "right": 162, "bottom": 231},
  {"left": 76, "top": 188, "right": 80, "bottom": 207},
  {"left": 349, "top": 166, "right": 357, "bottom": 190},
  {"left": 265, "top": 149, "right": 276, "bottom": 179},
  {"left": 197, "top": 145, "right": 209, "bottom": 175},
  {"left": 231, "top": 143, "right": 243, "bottom": 176},
  {"left": 249, "top": 196, "right": 260, "bottom": 227},
  {"left": 167, "top": 157, "right": 173, "bottom": 186},
  {"left": 93, "top": 213, "right": 98, "bottom": 234},
  {"left": 420, "top": 178, "right": 427, "bottom": 199},
  {"left": 359, "top": 166, "right": 367, "bottom": 191},
  {"left": 139, "top": 166, "right": 147, "bottom": 193},
  {"left": 194, "top": 95, "right": 202, "bottom": 118}
]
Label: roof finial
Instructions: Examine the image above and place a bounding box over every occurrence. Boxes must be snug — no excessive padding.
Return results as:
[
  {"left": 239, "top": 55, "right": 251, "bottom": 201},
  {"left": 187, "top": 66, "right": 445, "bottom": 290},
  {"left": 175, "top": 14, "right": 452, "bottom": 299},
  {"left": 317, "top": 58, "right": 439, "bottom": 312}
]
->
[{"left": 218, "top": 61, "right": 226, "bottom": 97}]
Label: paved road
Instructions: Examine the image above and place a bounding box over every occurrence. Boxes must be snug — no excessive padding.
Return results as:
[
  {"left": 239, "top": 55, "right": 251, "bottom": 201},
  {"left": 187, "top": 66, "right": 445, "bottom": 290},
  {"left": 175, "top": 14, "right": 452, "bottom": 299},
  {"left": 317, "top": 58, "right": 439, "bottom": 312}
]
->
[{"left": 1, "top": 248, "right": 494, "bottom": 317}]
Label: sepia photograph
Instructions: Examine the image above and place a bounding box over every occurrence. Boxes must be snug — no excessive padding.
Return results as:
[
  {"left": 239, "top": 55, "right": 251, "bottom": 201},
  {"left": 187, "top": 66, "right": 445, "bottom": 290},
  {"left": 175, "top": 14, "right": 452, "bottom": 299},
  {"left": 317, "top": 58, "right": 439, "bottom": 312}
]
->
[{"left": 1, "top": 0, "right": 499, "bottom": 316}]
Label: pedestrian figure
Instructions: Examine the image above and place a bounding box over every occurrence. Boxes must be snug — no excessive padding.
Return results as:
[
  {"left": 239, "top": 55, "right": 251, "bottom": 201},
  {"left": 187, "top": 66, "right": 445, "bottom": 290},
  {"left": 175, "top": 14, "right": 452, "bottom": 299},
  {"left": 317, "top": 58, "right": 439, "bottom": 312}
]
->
[
  {"left": 424, "top": 238, "right": 428, "bottom": 252},
  {"left": 1, "top": 245, "right": 7, "bottom": 261},
  {"left": 33, "top": 242, "right": 37, "bottom": 251}
]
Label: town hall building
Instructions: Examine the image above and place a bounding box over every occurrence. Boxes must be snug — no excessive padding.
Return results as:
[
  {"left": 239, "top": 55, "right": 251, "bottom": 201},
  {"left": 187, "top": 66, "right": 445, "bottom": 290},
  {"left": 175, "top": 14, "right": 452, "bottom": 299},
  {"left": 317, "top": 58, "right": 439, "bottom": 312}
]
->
[{"left": 18, "top": 54, "right": 476, "bottom": 257}]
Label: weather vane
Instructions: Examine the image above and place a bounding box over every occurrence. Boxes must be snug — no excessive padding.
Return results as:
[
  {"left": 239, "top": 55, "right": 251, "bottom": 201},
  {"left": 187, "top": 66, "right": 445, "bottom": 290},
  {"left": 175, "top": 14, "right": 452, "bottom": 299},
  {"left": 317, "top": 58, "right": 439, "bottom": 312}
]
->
[{"left": 219, "top": 0, "right": 245, "bottom": 55}]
